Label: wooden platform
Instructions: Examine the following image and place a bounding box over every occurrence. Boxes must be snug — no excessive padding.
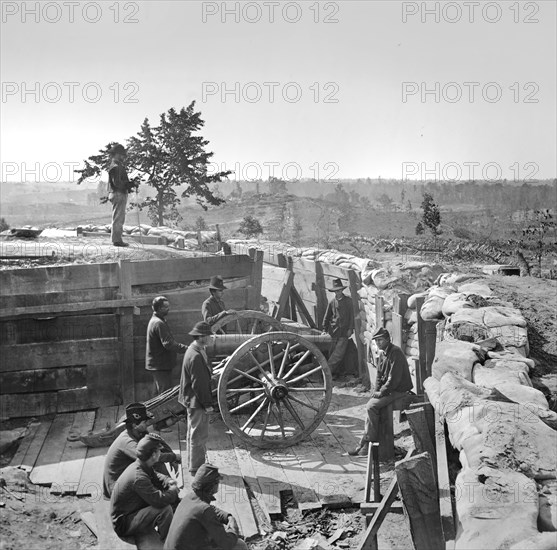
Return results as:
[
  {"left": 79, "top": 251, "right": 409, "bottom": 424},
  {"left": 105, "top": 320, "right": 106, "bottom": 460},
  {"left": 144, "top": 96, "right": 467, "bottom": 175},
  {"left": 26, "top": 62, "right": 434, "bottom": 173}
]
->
[{"left": 9, "top": 391, "right": 371, "bottom": 540}]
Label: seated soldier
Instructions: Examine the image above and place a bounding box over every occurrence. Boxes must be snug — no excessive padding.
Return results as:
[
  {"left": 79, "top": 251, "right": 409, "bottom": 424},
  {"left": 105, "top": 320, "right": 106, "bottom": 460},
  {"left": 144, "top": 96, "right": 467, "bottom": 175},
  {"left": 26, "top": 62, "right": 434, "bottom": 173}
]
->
[
  {"left": 164, "top": 463, "right": 247, "bottom": 550},
  {"left": 103, "top": 402, "right": 180, "bottom": 499},
  {"left": 111, "top": 436, "right": 180, "bottom": 544},
  {"left": 201, "top": 276, "right": 236, "bottom": 328}
]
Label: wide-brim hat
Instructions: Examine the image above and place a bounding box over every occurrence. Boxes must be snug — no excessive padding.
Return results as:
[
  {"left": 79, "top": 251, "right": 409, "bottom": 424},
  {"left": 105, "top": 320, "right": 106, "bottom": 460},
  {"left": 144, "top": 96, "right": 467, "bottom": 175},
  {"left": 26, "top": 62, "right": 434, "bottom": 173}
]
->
[
  {"left": 125, "top": 402, "right": 154, "bottom": 423},
  {"left": 189, "top": 321, "right": 213, "bottom": 337},
  {"left": 109, "top": 143, "right": 126, "bottom": 156},
  {"left": 371, "top": 327, "right": 390, "bottom": 340},
  {"left": 328, "top": 278, "right": 347, "bottom": 291},
  {"left": 209, "top": 275, "right": 227, "bottom": 290},
  {"left": 136, "top": 434, "right": 164, "bottom": 461},
  {"left": 192, "top": 463, "right": 223, "bottom": 491}
]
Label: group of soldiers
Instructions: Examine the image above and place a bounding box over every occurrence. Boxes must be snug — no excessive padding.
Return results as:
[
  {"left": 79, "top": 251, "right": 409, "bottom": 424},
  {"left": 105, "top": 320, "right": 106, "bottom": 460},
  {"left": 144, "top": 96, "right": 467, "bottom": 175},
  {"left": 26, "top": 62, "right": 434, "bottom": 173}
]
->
[{"left": 102, "top": 270, "right": 413, "bottom": 547}]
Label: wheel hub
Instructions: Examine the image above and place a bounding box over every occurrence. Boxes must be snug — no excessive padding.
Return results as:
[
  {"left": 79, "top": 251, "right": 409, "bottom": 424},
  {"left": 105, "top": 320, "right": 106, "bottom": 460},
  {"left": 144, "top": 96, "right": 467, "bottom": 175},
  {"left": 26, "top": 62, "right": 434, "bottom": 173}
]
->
[{"left": 262, "top": 376, "right": 289, "bottom": 401}]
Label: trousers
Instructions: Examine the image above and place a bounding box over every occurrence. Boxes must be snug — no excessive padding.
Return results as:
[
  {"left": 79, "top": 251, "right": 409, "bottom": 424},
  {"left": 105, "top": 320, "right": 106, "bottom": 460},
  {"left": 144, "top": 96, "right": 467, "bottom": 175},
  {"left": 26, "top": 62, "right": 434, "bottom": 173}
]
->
[
  {"left": 110, "top": 191, "right": 127, "bottom": 243},
  {"left": 359, "top": 391, "right": 406, "bottom": 444},
  {"left": 152, "top": 370, "right": 173, "bottom": 394},
  {"left": 328, "top": 337, "right": 349, "bottom": 374},
  {"left": 118, "top": 504, "right": 173, "bottom": 541},
  {"left": 187, "top": 407, "right": 208, "bottom": 475}
]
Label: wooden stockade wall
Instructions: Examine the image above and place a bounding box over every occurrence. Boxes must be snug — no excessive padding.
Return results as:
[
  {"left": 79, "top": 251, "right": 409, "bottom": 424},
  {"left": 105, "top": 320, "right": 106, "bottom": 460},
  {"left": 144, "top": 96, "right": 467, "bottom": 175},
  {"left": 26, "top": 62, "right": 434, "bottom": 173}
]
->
[{"left": 0, "top": 253, "right": 263, "bottom": 418}]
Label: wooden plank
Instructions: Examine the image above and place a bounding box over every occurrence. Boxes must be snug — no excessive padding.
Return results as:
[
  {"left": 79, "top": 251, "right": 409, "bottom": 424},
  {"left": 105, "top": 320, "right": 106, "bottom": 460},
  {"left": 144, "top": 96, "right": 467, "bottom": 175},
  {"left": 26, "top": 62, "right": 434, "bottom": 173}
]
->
[
  {"left": 392, "top": 312, "right": 403, "bottom": 349},
  {"left": 320, "top": 262, "right": 353, "bottom": 282},
  {"left": 0, "top": 338, "right": 120, "bottom": 373},
  {"left": 291, "top": 285, "right": 317, "bottom": 329},
  {"left": 119, "top": 259, "right": 135, "bottom": 403},
  {"left": 0, "top": 313, "right": 118, "bottom": 345},
  {"left": 51, "top": 411, "right": 96, "bottom": 495},
  {"left": 30, "top": 413, "right": 75, "bottom": 485},
  {"left": 395, "top": 452, "right": 445, "bottom": 550},
  {"left": 261, "top": 265, "right": 288, "bottom": 304},
  {"left": 16, "top": 419, "right": 53, "bottom": 472},
  {"left": 375, "top": 296, "right": 385, "bottom": 329},
  {"left": 248, "top": 250, "right": 264, "bottom": 310},
  {"left": 206, "top": 416, "right": 260, "bottom": 539},
  {"left": 435, "top": 409, "right": 456, "bottom": 541},
  {"left": 130, "top": 255, "right": 253, "bottom": 286},
  {"left": 1, "top": 366, "right": 87, "bottom": 394},
  {"left": 348, "top": 269, "right": 367, "bottom": 381},
  {"left": 9, "top": 421, "right": 41, "bottom": 468},
  {"left": 406, "top": 406, "right": 437, "bottom": 482},
  {"left": 0, "top": 262, "right": 120, "bottom": 296},
  {"left": 424, "top": 320, "right": 438, "bottom": 377},
  {"left": 77, "top": 405, "right": 121, "bottom": 497},
  {"left": 275, "top": 270, "right": 294, "bottom": 320},
  {"left": 0, "top": 392, "right": 57, "bottom": 419},
  {"left": 314, "top": 261, "right": 328, "bottom": 330}
]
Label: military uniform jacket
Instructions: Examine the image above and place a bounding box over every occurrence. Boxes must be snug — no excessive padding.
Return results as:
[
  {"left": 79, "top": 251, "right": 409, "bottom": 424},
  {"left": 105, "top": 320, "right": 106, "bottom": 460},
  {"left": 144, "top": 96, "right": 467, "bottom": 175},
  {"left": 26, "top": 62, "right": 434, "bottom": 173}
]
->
[
  {"left": 323, "top": 294, "right": 354, "bottom": 338},
  {"left": 376, "top": 343, "right": 413, "bottom": 396},
  {"left": 107, "top": 160, "right": 130, "bottom": 194},
  {"left": 110, "top": 460, "right": 178, "bottom": 536},
  {"left": 201, "top": 295, "right": 227, "bottom": 326},
  {"left": 102, "top": 428, "right": 178, "bottom": 499},
  {"left": 163, "top": 490, "right": 239, "bottom": 550},
  {"left": 178, "top": 342, "right": 213, "bottom": 410},
  {"left": 146, "top": 313, "right": 187, "bottom": 371}
]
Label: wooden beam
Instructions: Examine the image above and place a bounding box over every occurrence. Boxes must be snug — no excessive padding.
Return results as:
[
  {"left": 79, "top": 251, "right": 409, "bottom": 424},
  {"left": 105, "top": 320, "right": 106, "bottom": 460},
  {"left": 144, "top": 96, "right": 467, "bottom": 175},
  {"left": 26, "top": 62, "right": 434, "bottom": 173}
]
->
[
  {"left": 435, "top": 408, "right": 456, "bottom": 541},
  {"left": 291, "top": 286, "right": 317, "bottom": 329},
  {"left": 375, "top": 295, "right": 385, "bottom": 330},
  {"left": 119, "top": 259, "right": 135, "bottom": 403},
  {"left": 406, "top": 407, "right": 437, "bottom": 484},
  {"left": 348, "top": 269, "right": 367, "bottom": 381},
  {"left": 395, "top": 452, "right": 445, "bottom": 550},
  {"left": 274, "top": 270, "right": 294, "bottom": 320},
  {"left": 0, "top": 366, "right": 87, "bottom": 394},
  {"left": 248, "top": 250, "right": 264, "bottom": 310},
  {"left": 314, "top": 261, "right": 328, "bottom": 330}
]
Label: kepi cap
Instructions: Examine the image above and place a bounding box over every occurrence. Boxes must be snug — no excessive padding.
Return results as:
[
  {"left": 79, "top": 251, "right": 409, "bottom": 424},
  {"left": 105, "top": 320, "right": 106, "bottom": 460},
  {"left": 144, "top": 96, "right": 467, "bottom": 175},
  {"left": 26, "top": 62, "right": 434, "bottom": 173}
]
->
[
  {"left": 371, "top": 327, "right": 390, "bottom": 340},
  {"left": 189, "top": 321, "right": 213, "bottom": 337},
  {"left": 191, "top": 463, "right": 223, "bottom": 491},
  {"left": 125, "top": 402, "right": 154, "bottom": 423},
  {"left": 136, "top": 434, "right": 164, "bottom": 461}
]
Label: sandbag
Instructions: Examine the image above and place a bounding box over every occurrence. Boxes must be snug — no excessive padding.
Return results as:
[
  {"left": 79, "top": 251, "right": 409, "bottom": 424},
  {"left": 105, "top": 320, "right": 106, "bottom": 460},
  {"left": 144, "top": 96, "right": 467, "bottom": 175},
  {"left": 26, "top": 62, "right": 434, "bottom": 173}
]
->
[
  {"left": 431, "top": 341, "right": 481, "bottom": 381},
  {"left": 442, "top": 292, "right": 472, "bottom": 316},
  {"left": 455, "top": 468, "right": 539, "bottom": 550},
  {"left": 458, "top": 281, "right": 493, "bottom": 297},
  {"left": 483, "top": 306, "right": 527, "bottom": 328},
  {"left": 473, "top": 359, "right": 530, "bottom": 388},
  {"left": 407, "top": 290, "right": 428, "bottom": 309},
  {"left": 420, "top": 287, "right": 454, "bottom": 320},
  {"left": 423, "top": 376, "right": 441, "bottom": 409}
]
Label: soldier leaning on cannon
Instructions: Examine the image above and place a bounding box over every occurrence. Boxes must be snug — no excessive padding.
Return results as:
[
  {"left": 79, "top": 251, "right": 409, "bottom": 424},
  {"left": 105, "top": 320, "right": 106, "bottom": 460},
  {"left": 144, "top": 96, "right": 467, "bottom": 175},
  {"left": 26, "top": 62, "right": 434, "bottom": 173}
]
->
[
  {"left": 202, "top": 276, "right": 236, "bottom": 328},
  {"left": 322, "top": 278, "right": 354, "bottom": 378},
  {"left": 110, "top": 435, "right": 180, "bottom": 544},
  {"left": 102, "top": 402, "right": 181, "bottom": 499},
  {"left": 146, "top": 296, "right": 188, "bottom": 395}
]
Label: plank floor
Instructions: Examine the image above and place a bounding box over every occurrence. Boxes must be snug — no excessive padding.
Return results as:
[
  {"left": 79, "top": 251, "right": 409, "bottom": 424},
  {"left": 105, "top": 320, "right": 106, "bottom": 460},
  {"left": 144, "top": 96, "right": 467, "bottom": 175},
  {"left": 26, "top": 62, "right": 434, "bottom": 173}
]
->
[{"left": 10, "top": 390, "right": 371, "bottom": 539}]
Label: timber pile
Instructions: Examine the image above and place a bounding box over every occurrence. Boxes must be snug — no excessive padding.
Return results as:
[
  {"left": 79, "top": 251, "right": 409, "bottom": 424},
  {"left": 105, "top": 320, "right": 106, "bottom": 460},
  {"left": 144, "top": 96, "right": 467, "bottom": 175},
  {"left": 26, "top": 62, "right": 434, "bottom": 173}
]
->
[{"left": 422, "top": 281, "right": 557, "bottom": 549}]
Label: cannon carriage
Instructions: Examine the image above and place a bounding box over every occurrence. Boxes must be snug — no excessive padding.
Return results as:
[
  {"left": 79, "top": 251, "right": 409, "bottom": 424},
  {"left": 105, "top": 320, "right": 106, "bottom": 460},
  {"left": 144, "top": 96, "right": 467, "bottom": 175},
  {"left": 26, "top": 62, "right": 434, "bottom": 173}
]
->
[{"left": 80, "top": 311, "right": 334, "bottom": 449}]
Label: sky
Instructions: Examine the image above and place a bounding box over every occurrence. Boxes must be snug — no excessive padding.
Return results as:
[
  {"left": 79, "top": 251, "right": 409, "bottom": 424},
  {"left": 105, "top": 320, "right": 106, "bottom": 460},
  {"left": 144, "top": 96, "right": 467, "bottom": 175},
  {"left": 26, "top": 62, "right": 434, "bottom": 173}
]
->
[{"left": 1, "top": 0, "right": 556, "bottom": 184}]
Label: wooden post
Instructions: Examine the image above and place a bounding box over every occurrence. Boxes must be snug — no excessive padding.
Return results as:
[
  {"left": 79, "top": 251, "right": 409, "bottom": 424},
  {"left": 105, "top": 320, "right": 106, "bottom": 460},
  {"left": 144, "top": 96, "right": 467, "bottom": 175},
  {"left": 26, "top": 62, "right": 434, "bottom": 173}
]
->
[
  {"left": 392, "top": 293, "right": 409, "bottom": 349},
  {"left": 348, "top": 269, "right": 367, "bottom": 382},
  {"left": 275, "top": 270, "right": 294, "bottom": 321},
  {"left": 248, "top": 250, "right": 263, "bottom": 311},
  {"left": 395, "top": 452, "right": 445, "bottom": 550},
  {"left": 118, "top": 259, "right": 135, "bottom": 404},
  {"left": 215, "top": 224, "right": 222, "bottom": 251},
  {"left": 291, "top": 286, "right": 317, "bottom": 329},
  {"left": 365, "top": 443, "right": 373, "bottom": 503},
  {"left": 378, "top": 404, "right": 395, "bottom": 461},
  {"left": 406, "top": 406, "right": 437, "bottom": 482},
  {"left": 372, "top": 442, "right": 381, "bottom": 502},
  {"left": 415, "top": 296, "right": 428, "bottom": 386},
  {"left": 314, "top": 261, "right": 327, "bottom": 330},
  {"left": 435, "top": 408, "right": 456, "bottom": 541}
]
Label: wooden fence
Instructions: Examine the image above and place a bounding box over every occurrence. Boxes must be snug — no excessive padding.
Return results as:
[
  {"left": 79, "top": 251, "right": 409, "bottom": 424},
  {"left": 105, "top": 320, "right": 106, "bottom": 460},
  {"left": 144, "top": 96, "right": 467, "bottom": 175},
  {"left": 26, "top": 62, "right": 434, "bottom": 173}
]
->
[{"left": 0, "top": 253, "right": 263, "bottom": 418}]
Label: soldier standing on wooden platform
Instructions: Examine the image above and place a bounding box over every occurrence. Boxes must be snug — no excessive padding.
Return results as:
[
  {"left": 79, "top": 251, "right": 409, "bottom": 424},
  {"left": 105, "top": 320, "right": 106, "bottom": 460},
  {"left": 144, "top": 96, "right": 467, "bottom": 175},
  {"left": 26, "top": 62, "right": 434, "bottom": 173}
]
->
[
  {"left": 164, "top": 463, "right": 248, "bottom": 550},
  {"left": 322, "top": 278, "right": 354, "bottom": 379},
  {"left": 111, "top": 436, "right": 180, "bottom": 544},
  {"left": 178, "top": 321, "right": 214, "bottom": 476},
  {"left": 146, "top": 296, "right": 188, "bottom": 395},
  {"left": 201, "top": 276, "right": 236, "bottom": 328},
  {"left": 348, "top": 328, "right": 413, "bottom": 456},
  {"left": 103, "top": 403, "right": 181, "bottom": 499}
]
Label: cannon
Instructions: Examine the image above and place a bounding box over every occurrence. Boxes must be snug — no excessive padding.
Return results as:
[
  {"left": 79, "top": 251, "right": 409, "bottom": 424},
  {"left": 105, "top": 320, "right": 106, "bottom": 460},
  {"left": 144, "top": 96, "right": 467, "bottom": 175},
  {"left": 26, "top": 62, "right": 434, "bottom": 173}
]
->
[{"left": 79, "top": 311, "right": 334, "bottom": 449}]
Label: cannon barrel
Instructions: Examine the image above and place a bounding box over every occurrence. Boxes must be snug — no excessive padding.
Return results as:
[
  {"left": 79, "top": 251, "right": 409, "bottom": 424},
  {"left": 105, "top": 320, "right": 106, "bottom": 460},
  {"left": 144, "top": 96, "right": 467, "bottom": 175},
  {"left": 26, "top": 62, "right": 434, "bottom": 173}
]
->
[{"left": 207, "top": 331, "right": 332, "bottom": 356}]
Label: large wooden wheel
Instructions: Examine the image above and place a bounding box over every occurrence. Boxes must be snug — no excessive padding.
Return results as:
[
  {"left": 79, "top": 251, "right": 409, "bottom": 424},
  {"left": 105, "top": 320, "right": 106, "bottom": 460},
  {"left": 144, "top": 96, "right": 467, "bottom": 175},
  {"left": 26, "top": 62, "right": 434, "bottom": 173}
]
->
[
  {"left": 211, "top": 310, "right": 285, "bottom": 335},
  {"left": 217, "top": 332, "right": 332, "bottom": 449}
]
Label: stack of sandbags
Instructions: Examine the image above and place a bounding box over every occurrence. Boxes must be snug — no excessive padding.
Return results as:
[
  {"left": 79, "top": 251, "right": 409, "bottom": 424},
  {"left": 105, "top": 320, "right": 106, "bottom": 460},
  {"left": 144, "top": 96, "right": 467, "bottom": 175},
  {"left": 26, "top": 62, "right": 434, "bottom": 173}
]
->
[
  {"left": 404, "top": 308, "right": 419, "bottom": 359},
  {"left": 420, "top": 286, "right": 455, "bottom": 320}
]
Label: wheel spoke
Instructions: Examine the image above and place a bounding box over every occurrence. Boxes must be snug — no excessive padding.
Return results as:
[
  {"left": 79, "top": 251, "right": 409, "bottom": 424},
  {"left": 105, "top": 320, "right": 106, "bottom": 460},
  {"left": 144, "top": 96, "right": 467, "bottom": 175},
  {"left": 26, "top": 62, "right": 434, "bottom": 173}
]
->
[
  {"left": 277, "top": 341, "right": 291, "bottom": 378},
  {"left": 230, "top": 392, "right": 265, "bottom": 414},
  {"left": 286, "top": 394, "right": 320, "bottom": 413},
  {"left": 226, "top": 388, "right": 265, "bottom": 394},
  {"left": 289, "top": 387, "right": 327, "bottom": 392},
  {"left": 236, "top": 319, "right": 243, "bottom": 335},
  {"left": 274, "top": 402, "right": 286, "bottom": 438},
  {"left": 260, "top": 401, "right": 272, "bottom": 441},
  {"left": 267, "top": 342, "right": 276, "bottom": 378},
  {"left": 283, "top": 398, "right": 306, "bottom": 430},
  {"left": 241, "top": 397, "right": 268, "bottom": 432},
  {"left": 286, "top": 365, "right": 324, "bottom": 386},
  {"left": 248, "top": 351, "right": 274, "bottom": 385},
  {"left": 282, "top": 350, "right": 312, "bottom": 381},
  {"left": 250, "top": 320, "right": 259, "bottom": 334},
  {"left": 232, "top": 368, "right": 265, "bottom": 386}
]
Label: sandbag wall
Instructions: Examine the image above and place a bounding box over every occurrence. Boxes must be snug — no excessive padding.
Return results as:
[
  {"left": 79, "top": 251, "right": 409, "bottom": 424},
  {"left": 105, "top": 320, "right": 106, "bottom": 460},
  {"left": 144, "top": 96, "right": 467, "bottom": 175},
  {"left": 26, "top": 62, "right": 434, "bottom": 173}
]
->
[{"left": 421, "top": 280, "right": 557, "bottom": 549}]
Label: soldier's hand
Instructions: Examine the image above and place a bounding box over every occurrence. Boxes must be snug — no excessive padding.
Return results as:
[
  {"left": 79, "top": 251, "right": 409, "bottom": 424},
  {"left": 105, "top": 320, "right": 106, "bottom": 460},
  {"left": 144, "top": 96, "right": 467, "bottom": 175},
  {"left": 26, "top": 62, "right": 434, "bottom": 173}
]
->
[
  {"left": 206, "top": 406, "right": 215, "bottom": 414},
  {"left": 173, "top": 454, "right": 182, "bottom": 464},
  {"left": 371, "top": 391, "right": 382, "bottom": 399}
]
